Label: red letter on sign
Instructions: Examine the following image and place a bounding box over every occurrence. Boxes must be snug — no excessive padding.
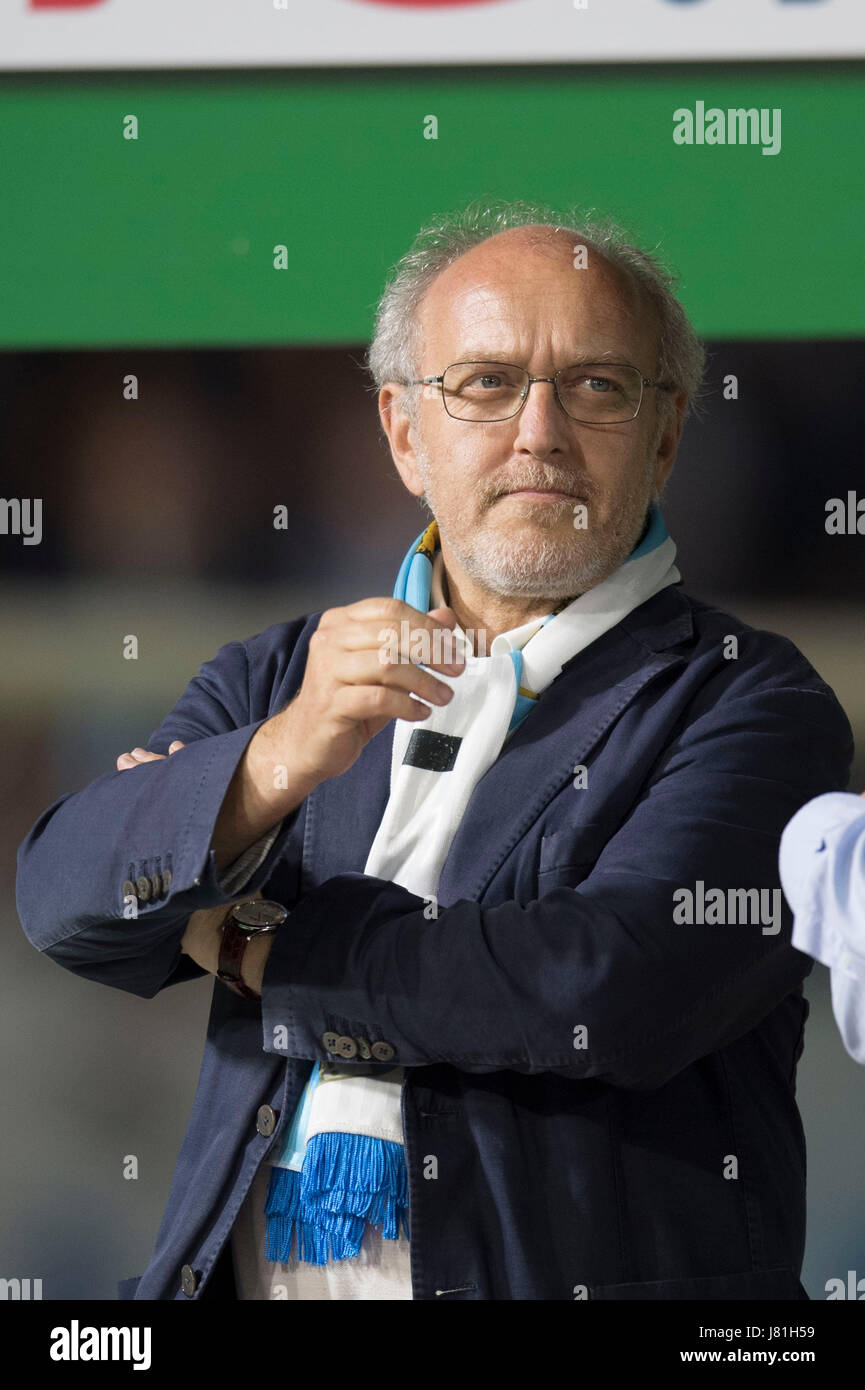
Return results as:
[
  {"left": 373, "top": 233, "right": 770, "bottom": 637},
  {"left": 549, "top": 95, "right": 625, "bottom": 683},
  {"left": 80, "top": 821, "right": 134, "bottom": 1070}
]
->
[{"left": 30, "top": 0, "right": 108, "bottom": 8}]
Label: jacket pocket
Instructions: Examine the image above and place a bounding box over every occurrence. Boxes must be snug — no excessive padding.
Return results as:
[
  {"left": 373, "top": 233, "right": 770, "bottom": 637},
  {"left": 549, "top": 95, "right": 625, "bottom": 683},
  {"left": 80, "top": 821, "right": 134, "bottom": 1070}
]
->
[
  {"left": 117, "top": 1275, "right": 142, "bottom": 1300},
  {"left": 538, "top": 820, "right": 609, "bottom": 882},
  {"left": 588, "top": 1267, "right": 806, "bottom": 1300}
]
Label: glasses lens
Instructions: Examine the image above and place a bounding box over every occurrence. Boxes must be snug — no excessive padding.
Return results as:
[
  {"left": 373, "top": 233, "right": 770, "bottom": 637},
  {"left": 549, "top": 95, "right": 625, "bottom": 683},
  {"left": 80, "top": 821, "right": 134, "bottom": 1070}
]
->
[
  {"left": 441, "top": 363, "right": 528, "bottom": 420},
  {"left": 557, "top": 364, "right": 642, "bottom": 422}
]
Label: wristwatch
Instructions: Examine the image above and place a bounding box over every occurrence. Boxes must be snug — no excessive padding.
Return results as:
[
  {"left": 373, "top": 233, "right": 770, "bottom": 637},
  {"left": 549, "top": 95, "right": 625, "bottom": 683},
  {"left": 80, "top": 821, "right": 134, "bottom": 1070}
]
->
[{"left": 217, "top": 898, "right": 288, "bottom": 999}]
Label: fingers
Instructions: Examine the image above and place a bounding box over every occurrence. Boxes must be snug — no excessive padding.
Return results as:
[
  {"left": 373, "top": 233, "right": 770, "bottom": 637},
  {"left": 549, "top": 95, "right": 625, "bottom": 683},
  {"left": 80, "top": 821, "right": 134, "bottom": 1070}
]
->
[
  {"left": 115, "top": 740, "right": 185, "bottom": 770},
  {"left": 326, "top": 610, "right": 468, "bottom": 679},
  {"left": 116, "top": 749, "right": 161, "bottom": 769},
  {"left": 338, "top": 598, "right": 466, "bottom": 672},
  {"left": 272, "top": 600, "right": 471, "bottom": 787},
  {"left": 332, "top": 682, "right": 436, "bottom": 728},
  {"left": 334, "top": 647, "right": 457, "bottom": 708}
]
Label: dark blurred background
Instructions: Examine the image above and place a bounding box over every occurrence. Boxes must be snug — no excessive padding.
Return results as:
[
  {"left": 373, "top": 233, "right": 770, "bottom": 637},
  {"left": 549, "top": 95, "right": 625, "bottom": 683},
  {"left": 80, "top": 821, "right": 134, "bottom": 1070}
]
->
[{"left": 1, "top": 337, "right": 863, "bottom": 1298}]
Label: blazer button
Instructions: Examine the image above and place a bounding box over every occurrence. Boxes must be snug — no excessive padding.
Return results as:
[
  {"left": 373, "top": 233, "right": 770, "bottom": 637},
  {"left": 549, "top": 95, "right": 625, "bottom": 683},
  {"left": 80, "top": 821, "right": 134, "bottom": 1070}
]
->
[
  {"left": 256, "top": 1105, "right": 278, "bottom": 1136},
  {"left": 180, "top": 1264, "right": 198, "bottom": 1297},
  {"left": 150, "top": 872, "right": 163, "bottom": 900},
  {"left": 355, "top": 1037, "right": 372, "bottom": 1060},
  {"left": 371, "top": 1041, "right": 395, "bottom": 1063},
  {"left": 135, "top": 876, "right": 151, "bottom": 903},
  {"left": 322, "top": 1031, "right": 340, "bottom": 1053},
  {"left": 334, "top": 1035, "right": 358, "bottom": 1060},
  {"left": 121, "top": 879, "right": 136, "bottom": 901},
  {"left": 162, "top": 867, "right": 172, "bottom": 893}
]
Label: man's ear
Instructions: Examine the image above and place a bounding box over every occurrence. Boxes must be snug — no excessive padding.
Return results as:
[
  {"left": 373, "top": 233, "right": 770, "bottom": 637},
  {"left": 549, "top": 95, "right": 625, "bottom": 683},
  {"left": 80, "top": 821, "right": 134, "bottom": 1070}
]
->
[
  {"left": 378, "top": 384, "right": 425, "bottom": 499},
  {"left": 652, "top": 388, "right": 687, "bottom": 494}
]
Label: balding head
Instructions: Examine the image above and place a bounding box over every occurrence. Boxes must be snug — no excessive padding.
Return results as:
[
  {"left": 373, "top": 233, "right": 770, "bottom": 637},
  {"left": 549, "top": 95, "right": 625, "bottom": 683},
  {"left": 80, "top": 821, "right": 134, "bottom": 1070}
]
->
[
  {"left": 373, "top": 202, "right": 696, "bottom": 624},
  {"left": 368, "top": 202, "right": 703, "bottom": 433},
  {"left": 415, "top": 224, "right": 663, "bottom": 401},
  {"left": 420, "top": 222, "right": 654, "bottom": 320}
]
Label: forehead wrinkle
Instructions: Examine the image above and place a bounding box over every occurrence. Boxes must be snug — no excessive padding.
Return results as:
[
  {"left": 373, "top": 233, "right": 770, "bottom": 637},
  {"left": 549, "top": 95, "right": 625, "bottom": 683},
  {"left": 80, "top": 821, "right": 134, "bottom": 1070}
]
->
[
  {"left": 418, "top": 247, "right": 659, "bottom": 373},
  {"left": 432, "top": 294, "right": 651, "bottom": 370}
]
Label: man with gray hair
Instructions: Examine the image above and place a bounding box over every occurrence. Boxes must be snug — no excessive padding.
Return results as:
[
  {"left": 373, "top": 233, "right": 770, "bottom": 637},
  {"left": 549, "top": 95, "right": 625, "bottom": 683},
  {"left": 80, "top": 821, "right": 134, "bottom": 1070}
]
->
[{"left": 17, "top": 200, "right": 853, "bottom": 1300}]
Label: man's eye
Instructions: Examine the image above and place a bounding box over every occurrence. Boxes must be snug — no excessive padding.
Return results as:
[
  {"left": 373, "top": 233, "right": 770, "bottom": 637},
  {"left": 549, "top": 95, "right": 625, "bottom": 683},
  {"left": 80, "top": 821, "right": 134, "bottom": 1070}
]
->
[
  {"left": 586, "top": 376, "right": 615, "bottom": 392},
  {"left": 457, "top": 373, "right": 510, "bottom": 394}
]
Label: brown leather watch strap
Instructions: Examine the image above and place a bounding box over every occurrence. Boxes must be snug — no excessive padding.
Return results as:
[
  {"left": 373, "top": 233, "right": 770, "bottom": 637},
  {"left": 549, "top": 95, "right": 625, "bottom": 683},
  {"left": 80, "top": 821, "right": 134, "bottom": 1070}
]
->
[{"left": 217, "top": 909, "right": 259, "bottom": 1000}]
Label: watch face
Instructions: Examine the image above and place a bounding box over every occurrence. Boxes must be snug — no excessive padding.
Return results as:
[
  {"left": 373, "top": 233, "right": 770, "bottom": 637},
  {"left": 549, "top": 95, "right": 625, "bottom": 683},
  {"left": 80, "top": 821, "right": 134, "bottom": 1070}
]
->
[{"left": 231, "top": 899, "right": 288, "bottom": 933}]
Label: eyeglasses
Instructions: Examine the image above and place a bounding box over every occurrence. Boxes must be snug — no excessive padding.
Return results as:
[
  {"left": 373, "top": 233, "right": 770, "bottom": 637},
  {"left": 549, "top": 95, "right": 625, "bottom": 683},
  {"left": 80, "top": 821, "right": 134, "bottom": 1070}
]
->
[{"left": 407, "top": 360, "right": 674, "bottom": 424}]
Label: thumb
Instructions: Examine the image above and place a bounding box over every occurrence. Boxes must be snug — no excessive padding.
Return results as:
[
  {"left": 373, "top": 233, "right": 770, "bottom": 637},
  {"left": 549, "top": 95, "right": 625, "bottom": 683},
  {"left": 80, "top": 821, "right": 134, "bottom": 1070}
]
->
[{"left": 168, "top": 740, "right": 185, "bottom": 753}]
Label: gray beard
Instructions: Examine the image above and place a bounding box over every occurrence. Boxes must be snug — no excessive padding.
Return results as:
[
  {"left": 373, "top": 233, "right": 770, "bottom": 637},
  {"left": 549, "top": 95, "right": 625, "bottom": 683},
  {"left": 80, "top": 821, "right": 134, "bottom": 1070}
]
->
[{"left": 414, "top": 446, "right": 657, "bottom": 600}]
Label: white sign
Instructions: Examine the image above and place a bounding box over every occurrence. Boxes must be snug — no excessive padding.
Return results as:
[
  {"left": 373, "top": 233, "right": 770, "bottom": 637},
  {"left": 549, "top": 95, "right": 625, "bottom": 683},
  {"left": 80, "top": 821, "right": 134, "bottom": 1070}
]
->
[{"left": 2, "top": 0, "right": 864, "bottom": 71}]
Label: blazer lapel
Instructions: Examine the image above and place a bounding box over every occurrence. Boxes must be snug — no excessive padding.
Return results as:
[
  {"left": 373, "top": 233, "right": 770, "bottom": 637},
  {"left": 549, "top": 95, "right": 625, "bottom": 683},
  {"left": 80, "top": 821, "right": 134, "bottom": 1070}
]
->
[
  {"left": 301, "top": 720, "right": 395, "bottom": 886},
  {"left": 437, "top": 585, "right": 694, "bottom": 903}
]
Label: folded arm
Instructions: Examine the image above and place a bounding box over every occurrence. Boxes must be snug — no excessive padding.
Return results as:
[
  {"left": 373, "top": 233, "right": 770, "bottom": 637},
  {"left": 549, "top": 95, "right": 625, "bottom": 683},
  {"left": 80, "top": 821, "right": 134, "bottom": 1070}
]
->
[
  {"left": 15, "top": 628, "right": 314, "bottom": 998},
  {"left": 260, "top": 682, "right": 852, "bottom": 1088}
]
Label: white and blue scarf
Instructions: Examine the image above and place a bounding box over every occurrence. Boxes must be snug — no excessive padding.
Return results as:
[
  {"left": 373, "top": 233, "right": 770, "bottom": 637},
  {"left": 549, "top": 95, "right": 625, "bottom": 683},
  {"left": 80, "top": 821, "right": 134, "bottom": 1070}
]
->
[{"left": 264, "top": 503, "right": 680, "bottom": 1265}]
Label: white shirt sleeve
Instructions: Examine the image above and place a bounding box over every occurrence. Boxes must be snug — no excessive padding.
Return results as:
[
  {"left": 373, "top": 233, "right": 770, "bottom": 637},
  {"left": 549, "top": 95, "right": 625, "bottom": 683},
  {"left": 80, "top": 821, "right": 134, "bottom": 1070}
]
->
[{"left": 779, "top": 791, "right": 865, "bottom": 1063}]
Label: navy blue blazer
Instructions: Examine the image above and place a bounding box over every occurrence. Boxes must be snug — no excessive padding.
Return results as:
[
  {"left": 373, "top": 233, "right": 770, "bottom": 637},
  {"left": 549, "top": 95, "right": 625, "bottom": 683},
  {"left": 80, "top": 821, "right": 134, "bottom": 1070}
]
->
[{"left": 16, "top": 584, "right": 854, "bottom": 1300}]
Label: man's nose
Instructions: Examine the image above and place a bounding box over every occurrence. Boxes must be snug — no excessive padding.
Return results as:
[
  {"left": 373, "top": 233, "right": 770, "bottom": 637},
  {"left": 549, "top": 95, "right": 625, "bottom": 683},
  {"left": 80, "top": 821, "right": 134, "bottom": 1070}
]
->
[{"left": 512, "top": 379, "right": 570, "bottom": 450}]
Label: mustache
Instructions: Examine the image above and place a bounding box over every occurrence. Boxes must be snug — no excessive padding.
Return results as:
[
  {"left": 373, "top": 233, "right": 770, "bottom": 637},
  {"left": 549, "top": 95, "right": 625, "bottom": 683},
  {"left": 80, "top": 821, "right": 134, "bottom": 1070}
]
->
[{"left": 486, "top": 470, "right": 596, "bottom": 502}]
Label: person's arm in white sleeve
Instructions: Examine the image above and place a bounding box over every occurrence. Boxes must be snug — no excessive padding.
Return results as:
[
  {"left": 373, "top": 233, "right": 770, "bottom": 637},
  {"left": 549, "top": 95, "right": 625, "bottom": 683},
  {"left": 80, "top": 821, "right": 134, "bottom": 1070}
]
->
[{"left": 780, "top": 791, "right": 865, "bottom": 1063}]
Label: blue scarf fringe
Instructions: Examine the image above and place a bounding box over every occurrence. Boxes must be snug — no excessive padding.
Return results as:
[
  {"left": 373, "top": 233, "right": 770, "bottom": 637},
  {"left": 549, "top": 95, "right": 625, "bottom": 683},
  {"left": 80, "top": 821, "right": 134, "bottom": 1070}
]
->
[{"left": 264, "top": 1131, "right": 410, "bottom": 1266}]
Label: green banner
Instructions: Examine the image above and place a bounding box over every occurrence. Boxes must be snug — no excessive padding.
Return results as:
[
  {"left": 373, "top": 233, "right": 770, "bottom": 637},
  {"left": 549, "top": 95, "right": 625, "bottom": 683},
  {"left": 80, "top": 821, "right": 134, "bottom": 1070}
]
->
[{"left": 1, "top": 63, "right": 862, "bottom": 349}]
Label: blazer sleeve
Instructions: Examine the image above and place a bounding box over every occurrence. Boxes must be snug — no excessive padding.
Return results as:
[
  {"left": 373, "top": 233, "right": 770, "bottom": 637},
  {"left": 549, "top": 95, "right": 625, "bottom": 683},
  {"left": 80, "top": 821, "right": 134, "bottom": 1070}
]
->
[
  {"left": 259, "top": 678, "right": 853, "bottom": 1089},
  {"left": 15, "top": 633, "right": 304, "bottom": 999}
]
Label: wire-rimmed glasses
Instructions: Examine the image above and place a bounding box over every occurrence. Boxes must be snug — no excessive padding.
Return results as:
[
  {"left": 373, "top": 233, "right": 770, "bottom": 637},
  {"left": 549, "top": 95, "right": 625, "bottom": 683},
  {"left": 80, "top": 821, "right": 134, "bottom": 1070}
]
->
[{"left": 407, "top": 360, "right": 674, "bottom": 424}]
